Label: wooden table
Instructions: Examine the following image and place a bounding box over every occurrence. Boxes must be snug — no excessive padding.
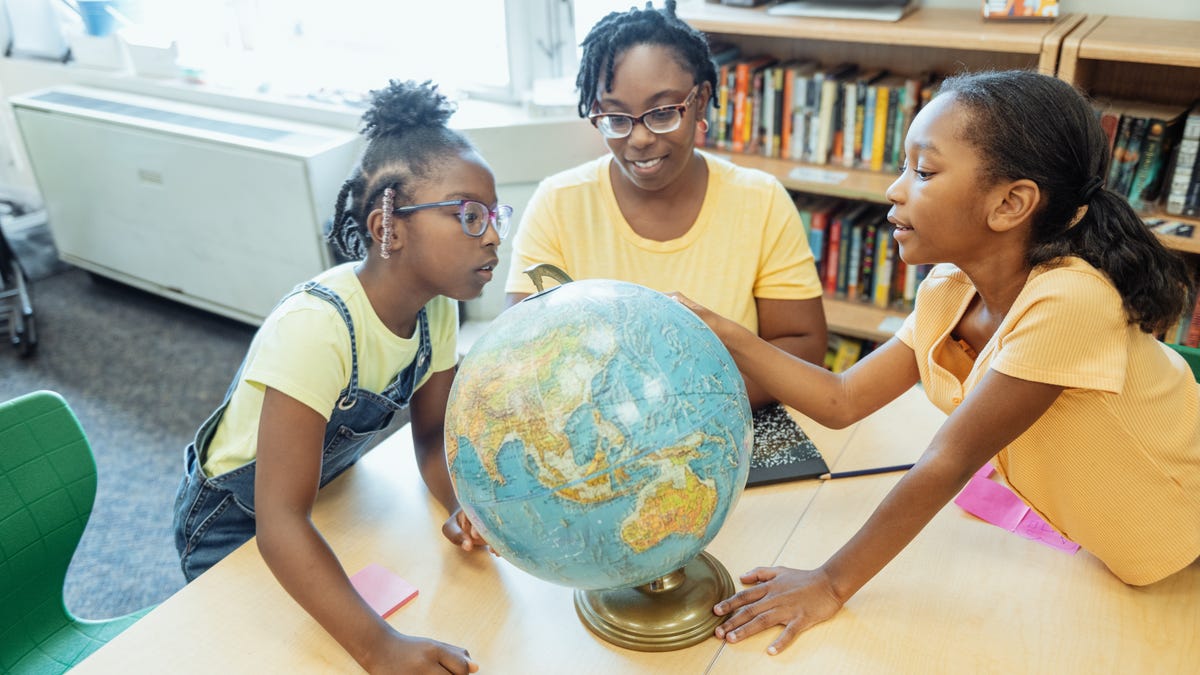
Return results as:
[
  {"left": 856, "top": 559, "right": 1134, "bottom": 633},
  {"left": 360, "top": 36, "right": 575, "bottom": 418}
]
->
[{"left": 76, "top": 388, "right": 1199, "bottom": 673}]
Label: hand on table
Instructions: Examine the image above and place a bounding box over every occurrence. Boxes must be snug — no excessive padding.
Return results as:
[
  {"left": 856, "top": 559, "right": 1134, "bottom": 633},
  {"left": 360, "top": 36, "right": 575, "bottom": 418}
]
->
[
  {"left": 713, "top": 566, "right": 844, "bottom": 655},
  {"left": 366, "top": 631, "right": 479, "bottom": 675},
  {"left": 442, "top": 507, "right": 497, "bottom": 556}
]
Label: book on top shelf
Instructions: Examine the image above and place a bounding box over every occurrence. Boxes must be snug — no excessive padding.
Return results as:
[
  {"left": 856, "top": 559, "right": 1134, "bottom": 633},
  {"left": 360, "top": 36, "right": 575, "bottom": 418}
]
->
[
  {"left": 1164, "top": 102, "right": 1200, "bottom": 216},
  {"left": 1128, "top": 114, "right": 1183, "bottom": 212}
]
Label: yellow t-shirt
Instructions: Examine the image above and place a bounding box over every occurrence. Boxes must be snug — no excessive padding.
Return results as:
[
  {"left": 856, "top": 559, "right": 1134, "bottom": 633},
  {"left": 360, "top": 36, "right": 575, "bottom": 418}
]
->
[
  {"left": 202, "top": 263, "right": 459, "bottom": 477},
  {"left": 897, "top": 259, "right": 1200, "bottom": 585},
  {"left": 504, "top": 151, "right": 822, "bottom": 333}
]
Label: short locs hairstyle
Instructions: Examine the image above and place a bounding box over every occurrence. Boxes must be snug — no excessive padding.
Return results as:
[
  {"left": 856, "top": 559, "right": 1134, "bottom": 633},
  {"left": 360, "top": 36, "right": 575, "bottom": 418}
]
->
[
  {"left": 327, "top": 80, "right": 476, "bottom": 260},
  {"left": 575, "top": 0, "right": 717, "bottom": 118}
]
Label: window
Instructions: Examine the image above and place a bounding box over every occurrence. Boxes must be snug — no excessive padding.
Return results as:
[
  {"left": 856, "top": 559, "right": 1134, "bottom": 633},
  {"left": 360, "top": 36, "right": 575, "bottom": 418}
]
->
[{"left": 115, "top": 1, "right": 651, "bottom": 105}]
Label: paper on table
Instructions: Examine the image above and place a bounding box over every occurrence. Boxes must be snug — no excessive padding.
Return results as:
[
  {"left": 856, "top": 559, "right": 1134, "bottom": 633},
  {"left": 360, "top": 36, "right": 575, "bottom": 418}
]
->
[
  {"left": 350, "top": 563, "right": 419, "bottom": 618},
  {"left": 954, "top": 464, "right": 1079, "bottom": 553}
]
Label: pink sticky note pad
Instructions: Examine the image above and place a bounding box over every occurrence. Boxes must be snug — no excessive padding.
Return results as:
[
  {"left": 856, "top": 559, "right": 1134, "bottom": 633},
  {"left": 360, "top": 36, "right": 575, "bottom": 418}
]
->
[{"left": 350, "top": 564, "right": 419, "bottom": 618}]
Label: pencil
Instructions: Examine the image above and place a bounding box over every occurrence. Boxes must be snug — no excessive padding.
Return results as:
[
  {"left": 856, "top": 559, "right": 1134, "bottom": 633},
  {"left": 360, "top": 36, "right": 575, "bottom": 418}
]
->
[{"left": 818, "top": 463, "right": 915, "bottom": 480}]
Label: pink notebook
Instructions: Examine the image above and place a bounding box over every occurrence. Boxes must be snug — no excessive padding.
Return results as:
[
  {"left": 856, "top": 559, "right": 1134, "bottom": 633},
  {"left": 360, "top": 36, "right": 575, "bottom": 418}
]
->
[{"left": 349, "top": 563, "right": 419, "bottom": 618}]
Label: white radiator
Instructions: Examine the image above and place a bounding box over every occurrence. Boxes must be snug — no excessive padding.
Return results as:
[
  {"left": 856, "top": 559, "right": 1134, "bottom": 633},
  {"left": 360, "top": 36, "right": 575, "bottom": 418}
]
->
[{"left": 9, "top": 85, "right": 361, "bottom": 324}]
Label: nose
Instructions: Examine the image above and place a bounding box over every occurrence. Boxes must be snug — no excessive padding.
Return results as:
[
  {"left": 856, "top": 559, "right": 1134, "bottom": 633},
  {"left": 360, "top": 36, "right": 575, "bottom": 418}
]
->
[
  {"left": 480, "top": 217, "right": 502, "bottom": 247},
  {"left": 627, "top": 119, "right": 656, "bottom": 148},
  {"left": 885, "top": 171, "right": 906, "bottom": 205}
]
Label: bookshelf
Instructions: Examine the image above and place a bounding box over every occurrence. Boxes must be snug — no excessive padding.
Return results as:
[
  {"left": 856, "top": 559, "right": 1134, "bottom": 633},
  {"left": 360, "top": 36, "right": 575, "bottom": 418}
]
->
[
  {"left": 677, "top": 2, "right": 1085, "bottom": 342},
  {"left": 1058, "top": 15, "right": 1200, "bottom": 257}
]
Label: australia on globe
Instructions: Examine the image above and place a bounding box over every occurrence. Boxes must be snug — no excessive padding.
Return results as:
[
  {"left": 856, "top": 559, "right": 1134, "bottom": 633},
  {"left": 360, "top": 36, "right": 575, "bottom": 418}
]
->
[{"left": 444, "top": 275, "right": 752, "bottom": 594}]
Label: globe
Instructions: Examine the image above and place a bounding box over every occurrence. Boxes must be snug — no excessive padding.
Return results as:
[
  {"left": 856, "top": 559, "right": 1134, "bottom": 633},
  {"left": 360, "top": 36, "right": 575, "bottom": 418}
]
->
[{"left": 444, "top": 271, "right": 752, "bottom": 649}]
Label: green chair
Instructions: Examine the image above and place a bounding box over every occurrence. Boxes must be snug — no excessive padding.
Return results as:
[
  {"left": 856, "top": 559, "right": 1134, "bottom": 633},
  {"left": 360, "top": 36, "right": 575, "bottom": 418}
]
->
[
  {"left": 1168, "top": 343, "right": 1200, "bottom": 382},
  {"left": 0, "top": 391, "right": 151, "bottom": 673}
]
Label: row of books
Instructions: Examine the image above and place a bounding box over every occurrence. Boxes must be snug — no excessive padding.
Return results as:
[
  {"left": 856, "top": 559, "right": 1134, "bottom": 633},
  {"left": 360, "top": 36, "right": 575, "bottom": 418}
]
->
[
  {"left": 796, "top": 194, "right": 933, "bottom": 311},
  {"left": 701, "top": 44, "right": 939, "bottom": 170},
  {"left": 1096, "top": 98, "right": 1200, "bottom": 215}
]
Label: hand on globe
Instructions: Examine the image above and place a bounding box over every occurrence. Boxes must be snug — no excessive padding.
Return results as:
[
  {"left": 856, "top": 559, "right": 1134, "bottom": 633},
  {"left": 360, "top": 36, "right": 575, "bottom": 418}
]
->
[
  {"left": 667, "top": 291, "right": 750, "bottom": 346},
  {"left": 712, "top": 565, "right": 844, "bottom": 655},
  {"left": 442, "top": 507, "right": 497, "bottom": 556}
]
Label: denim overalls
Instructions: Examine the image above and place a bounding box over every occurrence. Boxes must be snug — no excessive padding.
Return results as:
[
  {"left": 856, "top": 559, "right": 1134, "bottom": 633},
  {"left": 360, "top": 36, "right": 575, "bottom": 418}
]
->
[{"left": 173, "top": 281, "right": 431, "bottom": 581}]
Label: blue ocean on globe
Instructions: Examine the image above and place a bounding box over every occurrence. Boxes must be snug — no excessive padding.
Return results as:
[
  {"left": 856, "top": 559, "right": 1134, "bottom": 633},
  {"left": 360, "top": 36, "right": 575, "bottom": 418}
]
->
[{"left": 445, "top": 279, "right": 751, "bottom": 591}]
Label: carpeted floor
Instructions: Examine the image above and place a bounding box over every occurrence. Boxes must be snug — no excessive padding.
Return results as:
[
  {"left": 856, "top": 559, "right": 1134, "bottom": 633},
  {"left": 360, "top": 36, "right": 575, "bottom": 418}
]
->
[{"left": 2, "top": 219, "right": 255, "bottom": 619}]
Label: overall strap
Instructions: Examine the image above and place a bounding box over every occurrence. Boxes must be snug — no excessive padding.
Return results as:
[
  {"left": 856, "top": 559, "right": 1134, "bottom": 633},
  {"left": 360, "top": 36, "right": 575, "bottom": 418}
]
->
[{"left": 296, "top": 281, "right": 362, "bottom": 409}]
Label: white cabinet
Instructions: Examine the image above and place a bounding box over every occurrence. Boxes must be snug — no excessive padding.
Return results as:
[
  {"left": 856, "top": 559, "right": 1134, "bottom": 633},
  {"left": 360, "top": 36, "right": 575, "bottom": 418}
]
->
[{"left": 10, "top": 85, "right": 361, "bottom": 324}]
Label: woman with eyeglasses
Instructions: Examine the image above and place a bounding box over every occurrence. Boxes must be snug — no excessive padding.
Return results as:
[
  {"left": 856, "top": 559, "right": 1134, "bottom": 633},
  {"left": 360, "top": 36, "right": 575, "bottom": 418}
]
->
[
  {"left": 505, "top": 0, "right": 827, "bottom": 411},
  {"left": 172, "top": 80, "right": 499, "bottom": 675}
]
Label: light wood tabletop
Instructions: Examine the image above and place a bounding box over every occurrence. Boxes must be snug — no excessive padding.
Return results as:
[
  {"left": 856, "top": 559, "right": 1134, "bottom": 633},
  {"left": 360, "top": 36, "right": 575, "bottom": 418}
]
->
[{"left": 75, "top": 387, "right": 1199, "bottom": 673}]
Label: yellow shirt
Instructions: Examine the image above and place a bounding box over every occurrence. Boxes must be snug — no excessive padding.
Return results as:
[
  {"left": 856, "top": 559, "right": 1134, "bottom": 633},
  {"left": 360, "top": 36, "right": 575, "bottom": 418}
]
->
[
  {"left": 203, "top": 263, "right": 459, "bottom": 476},
  {"left": 897, "top": 259, "right": 1200, "bottom": 585},
  {"left": 504, "top": 151, "right": 822, "bottom": 333}
]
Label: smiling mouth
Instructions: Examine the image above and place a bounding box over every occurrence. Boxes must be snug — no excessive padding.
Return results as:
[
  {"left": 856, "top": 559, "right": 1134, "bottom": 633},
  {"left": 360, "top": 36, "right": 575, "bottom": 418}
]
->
[{"left": 630, "top": 157, "right": 664, "bottom": 170}]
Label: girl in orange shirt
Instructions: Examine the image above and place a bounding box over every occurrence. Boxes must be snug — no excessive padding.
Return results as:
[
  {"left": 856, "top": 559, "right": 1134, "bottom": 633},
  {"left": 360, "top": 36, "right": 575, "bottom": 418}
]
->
[{"left": 674, "top": 70, "right": 1200, "bottom": 655}]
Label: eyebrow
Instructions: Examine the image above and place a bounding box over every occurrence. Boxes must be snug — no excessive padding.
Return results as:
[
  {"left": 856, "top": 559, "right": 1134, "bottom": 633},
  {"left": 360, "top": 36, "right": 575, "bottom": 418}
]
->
[{"left": 914, "top": 141, "right": 942, "bottom": 156}]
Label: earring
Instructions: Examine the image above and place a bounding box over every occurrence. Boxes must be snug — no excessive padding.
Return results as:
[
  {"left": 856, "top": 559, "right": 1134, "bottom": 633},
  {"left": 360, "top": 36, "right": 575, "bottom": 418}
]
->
[
  {"left": 380, "top": 187, "right": 394, "bottom": 259},
  {"left": 698, "top": 118, "right": 710, "bottom": 134}
]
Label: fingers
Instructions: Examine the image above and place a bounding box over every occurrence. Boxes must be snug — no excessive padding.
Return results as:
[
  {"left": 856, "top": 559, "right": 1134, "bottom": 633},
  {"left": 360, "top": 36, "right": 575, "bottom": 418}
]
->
[
  {"left": 437, "top": 646, "right": 477, "bottom": 675},
  {"left": 739, "top": 567, "right": 779, "bottom": 584},
  {"left": 719, "top": 606, "right": 783, "bottom": 644},
  {"left": 767, "top": 620, "right": 806, "bottom": 656},
  {"left": 713, "top": 583, "right": 767, "bottom": 616}
]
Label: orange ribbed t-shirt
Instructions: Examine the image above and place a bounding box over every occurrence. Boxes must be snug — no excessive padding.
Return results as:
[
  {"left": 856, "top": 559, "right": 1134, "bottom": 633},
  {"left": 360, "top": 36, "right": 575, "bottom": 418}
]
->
[{"left": 898, "top": 258, "right": 1200, "bottom": 585}]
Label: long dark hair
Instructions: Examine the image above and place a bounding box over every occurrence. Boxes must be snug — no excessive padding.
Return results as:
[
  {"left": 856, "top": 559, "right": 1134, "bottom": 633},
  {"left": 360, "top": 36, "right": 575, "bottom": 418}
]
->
[
  {"left": 575, "top": 0, "right": 716, "bottom": 118},
  {"left": 327, "top": 80, "right": 475, "bottom": 260},
  {"left": 940, "top": 70, "right": 1194, "bottom": 334}
]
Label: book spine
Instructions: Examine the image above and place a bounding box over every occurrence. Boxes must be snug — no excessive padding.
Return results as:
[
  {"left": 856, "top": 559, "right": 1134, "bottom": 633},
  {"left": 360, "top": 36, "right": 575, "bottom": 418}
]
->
[
  {"left": 781, "top": 67, "right": 794, "bottom": 159},
  {"left": 1184, "top": 290, "right": 1200, "bottom": 348},
  {"left": 1106, "top": 114, "right": 1133, "bottom": 188},
  {"left": 760, "top": 67, "right": 775, "bottom": 157},
  {"left": 824, "top": 209, "right": 842, "bottom": 295},
  {"left": 842, "top": 81, "right": 858, "bottom": 167},
  {"left": 806, "top": 73, "right": 825, "bottom": 163},
  {"left": 861, "top": 86, "right": 877, "bottom": 167},
  {"left": 872, "top": 222, "right": 894, "bottom": 309},
  {"left": 835, "top": 214, "right": 852, "bottom": 298},
  {"left": 1165, "top": 137, "right": 1198, "bottom": 215},
  {"left": 1127, "top": 117, "right": 1169, "bottom": 211},
  {"left": 847, "top": 220, "right": 863, "bottom": 300},
  {"left": 870, "top": 84, "right": 891, "bottom": 172},
  {"left": 1115, "top": 115, "right": 1149, "bottom": 197},
  {"left": 732, "top": 62, "right": 751, "bottom": 153}
]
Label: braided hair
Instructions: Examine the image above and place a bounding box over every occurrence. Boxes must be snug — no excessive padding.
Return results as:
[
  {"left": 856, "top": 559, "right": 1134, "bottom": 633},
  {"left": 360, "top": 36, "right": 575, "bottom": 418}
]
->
[
  {"left": 327, "top": 80, "right": 475, "bottom": 260},
  {"left": 575, "top": 0, "right": 717, "bottom": 118},
  {"left": 939, "top": 70, "right": 1195, "bottom": 335}
]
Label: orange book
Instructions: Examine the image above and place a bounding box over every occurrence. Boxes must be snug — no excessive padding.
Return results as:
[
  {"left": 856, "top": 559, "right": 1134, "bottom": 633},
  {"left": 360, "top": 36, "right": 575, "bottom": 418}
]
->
[{"left": 732, "top": 56, "right": 776, "bottom": 153}]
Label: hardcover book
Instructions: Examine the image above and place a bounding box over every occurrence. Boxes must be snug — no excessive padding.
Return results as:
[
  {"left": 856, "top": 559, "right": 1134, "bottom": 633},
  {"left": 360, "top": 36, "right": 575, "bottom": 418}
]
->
[{"left": 747, "top": 403, "right": 829, "bottom": 487}]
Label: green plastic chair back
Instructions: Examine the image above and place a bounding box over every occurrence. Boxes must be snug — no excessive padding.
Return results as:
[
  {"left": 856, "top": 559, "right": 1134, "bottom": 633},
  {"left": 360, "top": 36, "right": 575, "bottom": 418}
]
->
[
  {"left": 0, "top": 391, "right": 149, "bottom": 673},
  {"left": 1167, "top": 343, "right": 1200, "bottom": 382}
]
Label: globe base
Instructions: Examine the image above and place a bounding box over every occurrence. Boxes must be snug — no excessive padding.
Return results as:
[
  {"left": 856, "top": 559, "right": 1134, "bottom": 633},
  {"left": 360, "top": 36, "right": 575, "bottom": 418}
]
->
[{"left": 573, "top": 550, "right": 735, "bottom": 652}]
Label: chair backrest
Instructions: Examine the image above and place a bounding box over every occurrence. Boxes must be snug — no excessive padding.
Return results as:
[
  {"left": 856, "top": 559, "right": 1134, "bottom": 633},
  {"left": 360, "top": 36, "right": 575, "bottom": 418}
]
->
[
  {"left": 0, "top": 391, "right": 98, "bottom": 671},
  {"left": 1168, "top": 343, "right": 1200, "bottom": 383}
]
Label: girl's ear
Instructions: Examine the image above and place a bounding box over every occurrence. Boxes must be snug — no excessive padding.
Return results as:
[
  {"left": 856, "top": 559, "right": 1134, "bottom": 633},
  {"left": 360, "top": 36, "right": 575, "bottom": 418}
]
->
[
  {"left": 988, "top": 178, "right": 1040, "bottom": 234},
  {"left": 366, "top": 208, "right": 402, "bottom": 257}
]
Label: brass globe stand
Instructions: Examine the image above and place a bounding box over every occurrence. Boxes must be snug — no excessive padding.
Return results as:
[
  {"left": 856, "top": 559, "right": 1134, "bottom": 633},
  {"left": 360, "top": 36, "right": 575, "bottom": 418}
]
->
[{"left": 573, "top": 551, "right": 735, "bottom": 651}]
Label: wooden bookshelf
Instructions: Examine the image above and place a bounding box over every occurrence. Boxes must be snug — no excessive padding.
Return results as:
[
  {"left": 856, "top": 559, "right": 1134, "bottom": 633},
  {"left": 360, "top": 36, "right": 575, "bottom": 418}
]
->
[
  {"left": 678, "top": 3, "right": 1083, "bottom": 76},
  {"left": 1058, "top": 15, "right": 1200, "bottom": 258},
  {"left": 1149, "top": 213, "right": 1200, "bottom": 256},
  {"left": 706, "top": 151, "right": 894, "bottom": 204},
  {"left": 824, "top": 298, "right": 906, "bottom": 343}
]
